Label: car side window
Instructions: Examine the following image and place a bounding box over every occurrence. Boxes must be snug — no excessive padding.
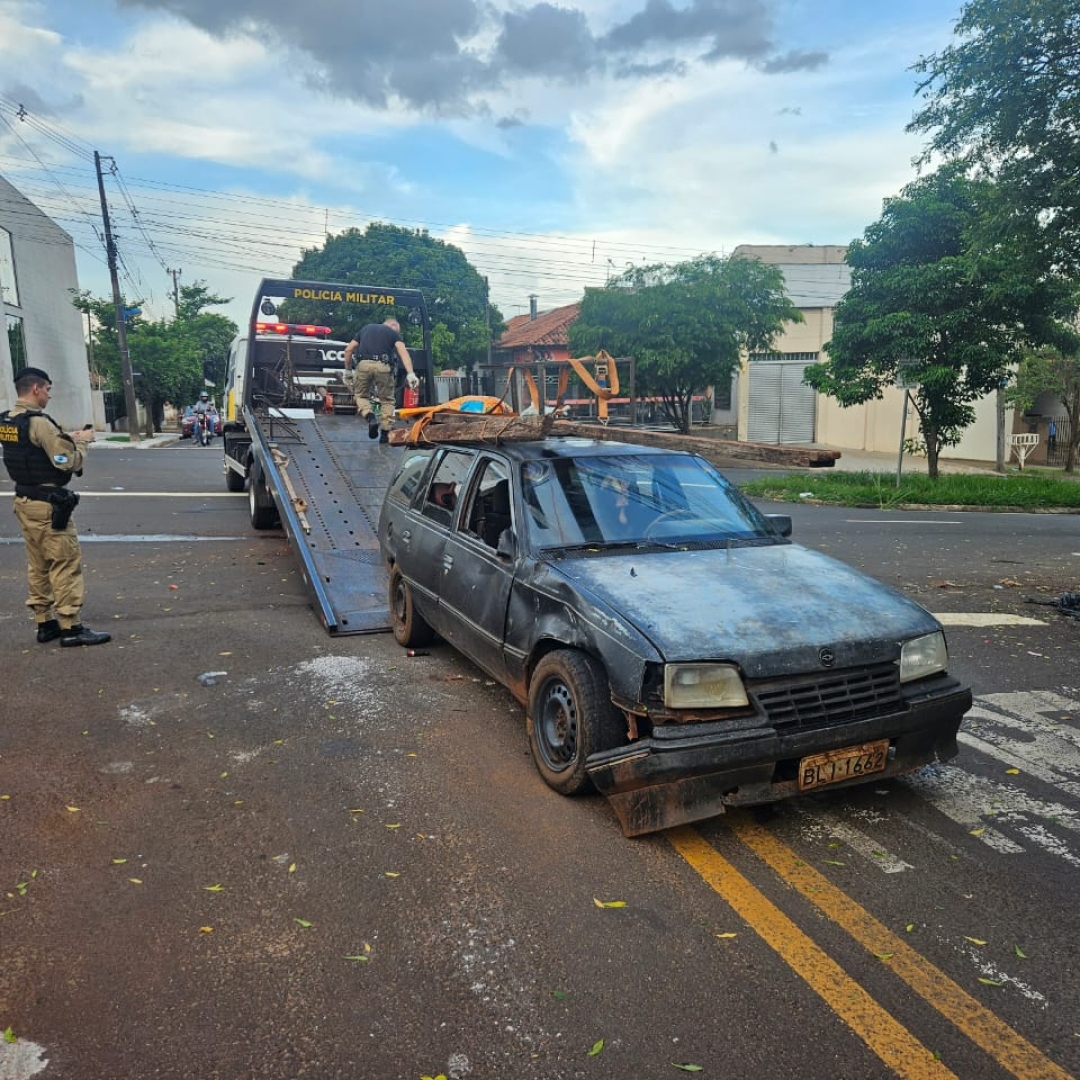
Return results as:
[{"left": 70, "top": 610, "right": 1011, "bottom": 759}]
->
[
  {"left": 463, "top": 460, "right": 512, "bottom": 549},
  {"left": 421, "top": 450, "right": 473, "bottom": 526}
]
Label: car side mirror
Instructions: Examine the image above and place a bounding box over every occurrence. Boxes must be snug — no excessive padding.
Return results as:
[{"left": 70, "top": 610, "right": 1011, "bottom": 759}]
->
[
  {"left": 495, "top": 529, "right": 516, "bottom": 559},
  {"left": 767, "top": 514, "right": 793, "bottom": 538}
]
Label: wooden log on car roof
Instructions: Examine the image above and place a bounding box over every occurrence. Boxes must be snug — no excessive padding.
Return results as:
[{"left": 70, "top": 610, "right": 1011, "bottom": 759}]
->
[
  {"left": 546, "top": 422, "right": 841, "bottom": 468},
  {"left": 388, "top": 413, "right": 555, "bottom": 446},
  {"left": 389, "top": 413, "right": 840, "bottom": 468}
]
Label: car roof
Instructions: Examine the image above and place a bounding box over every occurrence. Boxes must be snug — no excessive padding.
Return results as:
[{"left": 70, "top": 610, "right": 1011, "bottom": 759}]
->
[{"left": 430, "top": 437, "right": 684, "bottom": 463}]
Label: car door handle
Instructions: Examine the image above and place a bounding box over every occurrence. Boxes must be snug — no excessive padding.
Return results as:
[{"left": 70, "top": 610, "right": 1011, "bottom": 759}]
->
[
  {"left": 399, "top": 528, "right": 411, "bottom": 548},
  {"left": 442, "top": 554, "right": 453, "bottom": 574}
]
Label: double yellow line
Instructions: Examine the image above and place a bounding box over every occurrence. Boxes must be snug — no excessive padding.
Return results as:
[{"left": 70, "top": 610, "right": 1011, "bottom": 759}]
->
[{"left": 669, "top": 822, "right": 1071, "bottom": 1080}]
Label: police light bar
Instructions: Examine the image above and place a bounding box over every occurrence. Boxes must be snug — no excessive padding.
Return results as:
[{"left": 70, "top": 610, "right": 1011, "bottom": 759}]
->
[{"left": 255, "top": 322, "right": 333, "bottom": 337}]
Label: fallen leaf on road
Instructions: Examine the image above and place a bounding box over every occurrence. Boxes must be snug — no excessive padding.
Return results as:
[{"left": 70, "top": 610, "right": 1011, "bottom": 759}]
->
[
  {"left": 129, "top": 878, "right": 142, "bottom": 885},
  {"left": 204, "top": 884, "right": 224, "bottom": 892},
  {"left": 199, "top": 926, "right": 214, "bottom": 933},
  {"left": 344, "top": 955, "right": 370, "bottom": 962},
  {"left": 587, "top": 1039, "right": 604, "bottom": 1057},
  {"left": 593, "top": 899, "right": 626, "bottom": 908},
  {"left": 715, "top": 933, "right": 738, "bottom": 940},
  {"left": 672, "top": 1064, "right": 704, "bottom": 1072},
  {"left": 1014, "top": 944, "right": 1028, "bottom": 959},
  {"left": 294, "top": 918, "right": 313, "bottom": 928}
]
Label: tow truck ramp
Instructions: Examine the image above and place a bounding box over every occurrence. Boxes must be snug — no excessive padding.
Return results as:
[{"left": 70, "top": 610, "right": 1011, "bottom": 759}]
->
[{"left": 254, "top": 412, "right": 403, "bottom": 634}]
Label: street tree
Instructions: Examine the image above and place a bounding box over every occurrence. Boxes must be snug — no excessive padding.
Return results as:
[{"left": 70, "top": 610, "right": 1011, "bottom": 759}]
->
[
  {"left": 287, "top": 223, "right": 504, "bottom": 372},
  {"left": 909, "top": 0, "right": 1080, "bottom": 274},
  {"left": 805, "top": 168, "right": 1077, "bottom": 478},
  {"left": 569, "top": 254, "right": 801, "bottom": 434},
  {"left": 1007, "top": 346, "right": 1080, "bottom": 473},
  {"left": 72, "top": 282, "right": 236, "bottom": 435}
]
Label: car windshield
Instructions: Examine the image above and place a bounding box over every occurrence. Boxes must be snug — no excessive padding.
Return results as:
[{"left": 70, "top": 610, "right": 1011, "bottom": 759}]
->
[{"left": 520, "top": 453, "right": 778, "bottom": 549}]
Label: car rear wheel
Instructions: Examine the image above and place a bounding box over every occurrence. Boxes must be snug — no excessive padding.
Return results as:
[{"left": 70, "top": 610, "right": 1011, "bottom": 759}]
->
[
  {"left": 528, "top": 650, "right": 624, "bottom": 796},
  {"left": 388, "top": 566, "right": 435, "bottom": 647}
]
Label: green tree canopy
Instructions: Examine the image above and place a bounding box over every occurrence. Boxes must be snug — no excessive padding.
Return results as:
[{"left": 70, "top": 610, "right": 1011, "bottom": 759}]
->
[
  {"left": 569, "top": 254, "right": 801, "bottom": 433},
  {"left": 805, "top": 168, "right": 1077, "bottom": 477},
  {"left": 285, "top": 222, "right": 504, "bottom": 371},
  {"left": 909, "top": 0, "right": 1080, "bottom": 273}
]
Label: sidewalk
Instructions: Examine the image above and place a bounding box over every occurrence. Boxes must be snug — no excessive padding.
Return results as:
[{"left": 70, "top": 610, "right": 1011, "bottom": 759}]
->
[
  {"left": 90, "top": 431, "right": 180, "bottom": 449},
  {"left": 819, "top": 446, "right": 1001, "bottom": 475}
]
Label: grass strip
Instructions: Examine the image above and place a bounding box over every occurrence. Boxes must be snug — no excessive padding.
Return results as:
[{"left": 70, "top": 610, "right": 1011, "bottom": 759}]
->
[{"left": 738, "top": 470, "right": 1080, "bottom": 510}]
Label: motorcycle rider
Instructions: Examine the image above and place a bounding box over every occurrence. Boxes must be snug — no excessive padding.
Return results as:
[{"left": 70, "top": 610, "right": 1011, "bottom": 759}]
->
[{"left": 191, "top": 391, "right": 217, "bottom": 443}]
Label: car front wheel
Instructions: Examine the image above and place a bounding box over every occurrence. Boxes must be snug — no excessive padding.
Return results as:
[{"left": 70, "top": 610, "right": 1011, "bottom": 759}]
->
[
  {"left": 527, "top": 650, "right": 624, "bottom": 796},
  {"left": 388, "top": 567, "right": 435, "bottom": 647}
]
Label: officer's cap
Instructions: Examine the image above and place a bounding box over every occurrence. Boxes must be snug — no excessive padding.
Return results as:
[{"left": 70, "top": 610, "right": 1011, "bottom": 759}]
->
[{"left": 13, "top": 366, "right": 51, "bottom": 385}]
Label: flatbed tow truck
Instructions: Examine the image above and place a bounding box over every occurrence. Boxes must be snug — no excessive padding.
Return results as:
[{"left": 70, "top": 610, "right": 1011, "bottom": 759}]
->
[{"left": 222, "top": 277, "right": 432, "bottom": 634}]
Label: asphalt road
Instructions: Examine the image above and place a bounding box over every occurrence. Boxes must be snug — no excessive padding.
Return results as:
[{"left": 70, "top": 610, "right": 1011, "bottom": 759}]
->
[{"left": 1, "top": 443, "right": 1078, "bottom": 1080}]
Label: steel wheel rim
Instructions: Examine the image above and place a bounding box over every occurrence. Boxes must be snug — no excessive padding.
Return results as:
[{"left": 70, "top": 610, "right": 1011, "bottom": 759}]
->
[{"left": 537, "top": 678, "right": 577, "bottom": 769}]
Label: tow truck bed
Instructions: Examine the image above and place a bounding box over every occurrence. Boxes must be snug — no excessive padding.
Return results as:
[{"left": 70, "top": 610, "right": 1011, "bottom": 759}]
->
[{"left": 256, "top": 412, "right": 403, "bottom": 634}]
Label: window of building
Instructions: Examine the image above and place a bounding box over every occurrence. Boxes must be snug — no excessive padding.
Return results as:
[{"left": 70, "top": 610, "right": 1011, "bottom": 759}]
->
[
  {"left": 0, "top": 228, "right": 18, "bottom": 307},
  {"left": 7, "top": 314, "right": 27, "bottom": 376},
  {"left": 748, "top": 352, "right": 820, "bottom": 364}
]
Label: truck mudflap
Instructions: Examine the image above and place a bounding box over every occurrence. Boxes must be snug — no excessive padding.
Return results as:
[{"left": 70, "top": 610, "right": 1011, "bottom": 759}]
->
[{"left": 587, "top": 686, "right": 971, "bottom": 837}]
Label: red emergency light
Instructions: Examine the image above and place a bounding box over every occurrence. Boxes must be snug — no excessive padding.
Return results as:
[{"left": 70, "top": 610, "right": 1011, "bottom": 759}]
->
[{"left": 255, "top": 322, "right": 333, "bottom": 337}]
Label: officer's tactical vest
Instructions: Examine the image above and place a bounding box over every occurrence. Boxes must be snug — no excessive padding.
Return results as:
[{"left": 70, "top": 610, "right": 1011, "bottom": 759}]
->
[{"left": 0, "top": 410, "right": 74, "bottom": 487}]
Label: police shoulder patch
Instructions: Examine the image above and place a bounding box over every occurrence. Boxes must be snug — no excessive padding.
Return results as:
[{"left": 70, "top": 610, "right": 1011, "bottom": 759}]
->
[{"left": 53, "top": 454, "right": 69, "bottom": 465}]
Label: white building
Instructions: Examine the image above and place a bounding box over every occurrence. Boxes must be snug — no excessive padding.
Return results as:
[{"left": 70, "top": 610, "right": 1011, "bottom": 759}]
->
[
  {"left": 732, "top": 244, "right": 1006, "bottom": 463},
  {"left": 0, "top": 173, "right": 92, "bottom": 427}
]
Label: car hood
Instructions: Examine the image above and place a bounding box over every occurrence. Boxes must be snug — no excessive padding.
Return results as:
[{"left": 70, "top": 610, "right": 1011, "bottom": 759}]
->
[{"left": 542, "top": 543, "right": 941, "bottom": 677}]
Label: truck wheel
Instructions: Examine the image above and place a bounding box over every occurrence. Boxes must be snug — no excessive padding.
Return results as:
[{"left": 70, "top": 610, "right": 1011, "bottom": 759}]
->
[
  {"left": 248, "top": 466, "right": 278, "bottom": 529},
  {"left": 388, "top": 567, "right": 435, "bottom": 647},
  {"left": 527, "top": 650, "right": 623, "bottom": 796},
  {"left": 225, "top": 466, "right": 245, "bottom": 493}
]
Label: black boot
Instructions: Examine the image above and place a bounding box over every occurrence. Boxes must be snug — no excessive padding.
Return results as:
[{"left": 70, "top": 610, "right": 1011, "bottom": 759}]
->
[
  {"left": 379, "top": 430, "right": 389, "bottom": 444},
  {"left": 36, "top": 619, "right": 61, "bottom": 643},
  {"left": 367, "top": 412, "right": 380, "bottom": 439},
  {"left": 60, "top": 625, "right": 111, "bottom": 647}
]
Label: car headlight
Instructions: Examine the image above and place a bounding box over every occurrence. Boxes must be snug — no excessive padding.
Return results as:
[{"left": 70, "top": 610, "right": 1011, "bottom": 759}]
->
[
  {"left": 664, "top": 663, "right": 749, "bottom": 709},
  {"left": 899, "top": 631, "right": 948, "bottom": 683}
]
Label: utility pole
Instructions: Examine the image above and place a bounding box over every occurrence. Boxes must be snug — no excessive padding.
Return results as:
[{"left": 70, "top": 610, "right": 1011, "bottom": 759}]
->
[
  {"left": 94, "top": 151, "right": 140, "bottom": 437},
  {"left": 167, "top": 267, "right": 182, "bottom": 318}
]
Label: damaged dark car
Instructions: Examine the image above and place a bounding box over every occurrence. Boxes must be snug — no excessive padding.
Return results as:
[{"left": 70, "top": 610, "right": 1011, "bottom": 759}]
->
[{"left": 377, "top": 438, "right": 972, "bottom": 836}]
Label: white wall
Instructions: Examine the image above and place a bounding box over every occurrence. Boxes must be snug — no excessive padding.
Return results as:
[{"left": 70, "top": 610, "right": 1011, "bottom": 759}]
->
[{"left": 0, "top": 174, "right": 91, "bottom": 427}]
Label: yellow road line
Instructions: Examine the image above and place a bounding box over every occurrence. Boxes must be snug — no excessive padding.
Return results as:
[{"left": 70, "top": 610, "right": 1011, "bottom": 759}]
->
[
  {"left": 729, "top": 818, "right": 1071, "bottom": 1080},
  {"left": 667, "top": 826, "right": 957, "bottom": 1079}
]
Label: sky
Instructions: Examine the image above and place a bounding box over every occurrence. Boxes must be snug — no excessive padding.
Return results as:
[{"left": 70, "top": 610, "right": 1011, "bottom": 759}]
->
[{"left": 0, "top": 0, "right": 960, "bottom": 330}]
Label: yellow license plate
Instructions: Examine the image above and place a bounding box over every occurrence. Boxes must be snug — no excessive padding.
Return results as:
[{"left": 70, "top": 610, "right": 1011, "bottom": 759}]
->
[{"left": 798, "top": 740, "right": 889, "bottom": 792}]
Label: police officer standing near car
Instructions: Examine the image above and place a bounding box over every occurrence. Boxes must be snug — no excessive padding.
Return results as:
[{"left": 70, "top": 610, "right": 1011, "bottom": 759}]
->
[
  {"left": 343, "top": 318, "right": 420, "bottom": 443},
  {"left": 0, "top": 366, "right": 110, "bottom": 647}
]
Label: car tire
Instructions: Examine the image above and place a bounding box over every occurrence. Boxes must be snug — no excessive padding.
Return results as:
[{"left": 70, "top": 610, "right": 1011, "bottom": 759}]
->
[
  {"left": 248, "top": 465, "right": 278, "bottom": 529},
  {"left": 225, "top": 466, "right": 246, "bottom": 493},
  {"left": 528, "top": 650, "right": 623, "bottom": 796},
  {"left": 388, "top": 566, "right": 435, "bottom": 647}
]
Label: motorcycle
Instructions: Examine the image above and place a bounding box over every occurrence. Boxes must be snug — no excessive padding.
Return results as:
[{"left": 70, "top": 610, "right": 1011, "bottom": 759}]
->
[{"left": 195, "top": 410, "right": 214, "bottom": 447}]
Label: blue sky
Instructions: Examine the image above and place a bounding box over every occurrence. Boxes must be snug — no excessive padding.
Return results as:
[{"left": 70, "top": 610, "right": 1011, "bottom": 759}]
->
[{"left": 0, "top": 0, "right": 958, "bottom": 328}]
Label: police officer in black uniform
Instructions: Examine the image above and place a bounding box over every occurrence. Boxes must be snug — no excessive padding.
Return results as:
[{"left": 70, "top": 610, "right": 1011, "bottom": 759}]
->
[
  {"left": 343, "top": 318, "right": 420, "bottom": 443},
  {"left": 0, "top": 366, "right": 110, "bottom": 646}
]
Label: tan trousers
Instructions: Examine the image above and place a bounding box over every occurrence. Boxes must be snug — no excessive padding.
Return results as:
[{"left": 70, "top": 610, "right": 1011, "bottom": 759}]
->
[
  {"left": 13, "top": 496, "right": 84, "bottom": 629},
  {"left": 352, "top": 358, "right": 396, "bottom": 431}
]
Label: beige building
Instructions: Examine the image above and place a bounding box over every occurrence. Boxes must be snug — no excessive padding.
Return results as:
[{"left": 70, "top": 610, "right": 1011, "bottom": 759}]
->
[{"left": 732, "top": 244, "right": 1006, "bottom": 463}]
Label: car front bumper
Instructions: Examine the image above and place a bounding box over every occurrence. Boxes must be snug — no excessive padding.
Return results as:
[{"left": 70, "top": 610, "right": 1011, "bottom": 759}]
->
[{"left": 586, "top": 676, "right": 972, "bottom": 836}]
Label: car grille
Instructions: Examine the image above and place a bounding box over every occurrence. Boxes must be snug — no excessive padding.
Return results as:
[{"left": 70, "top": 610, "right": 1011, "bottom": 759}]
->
[{"left": 750, "top": 663, "right": 905, "bottom": 733}]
